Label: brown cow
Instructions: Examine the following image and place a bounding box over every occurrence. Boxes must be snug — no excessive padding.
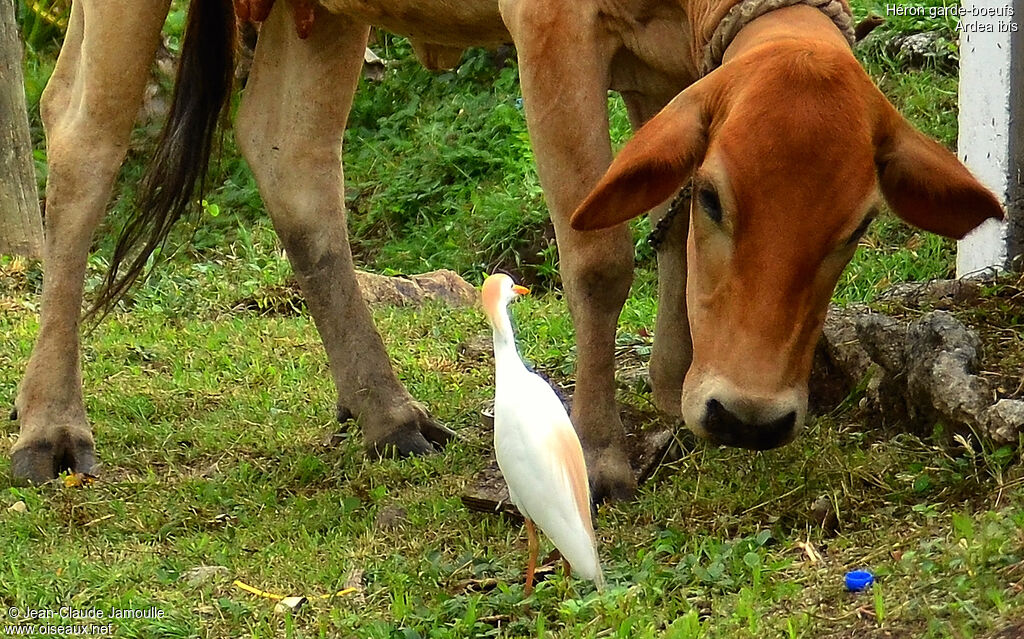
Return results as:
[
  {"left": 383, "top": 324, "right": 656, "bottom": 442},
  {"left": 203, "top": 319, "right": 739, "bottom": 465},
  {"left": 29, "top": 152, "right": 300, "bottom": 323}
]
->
[{"left": 10, "top": 0, "right": 1002, "bottom": 502}]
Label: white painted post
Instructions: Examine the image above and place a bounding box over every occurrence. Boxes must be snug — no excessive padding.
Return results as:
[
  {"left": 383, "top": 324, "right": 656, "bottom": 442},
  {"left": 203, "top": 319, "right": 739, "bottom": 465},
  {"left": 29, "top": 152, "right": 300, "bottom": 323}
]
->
[{"left": 956, "top": 0, "right": 1023, "bottom": 276}]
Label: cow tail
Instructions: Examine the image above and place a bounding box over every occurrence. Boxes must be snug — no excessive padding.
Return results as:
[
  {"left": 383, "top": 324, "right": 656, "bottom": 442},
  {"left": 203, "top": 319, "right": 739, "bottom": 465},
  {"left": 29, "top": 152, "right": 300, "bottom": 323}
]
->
[{"left": 88, "top": 0, "right": 237, "bottom": 318}]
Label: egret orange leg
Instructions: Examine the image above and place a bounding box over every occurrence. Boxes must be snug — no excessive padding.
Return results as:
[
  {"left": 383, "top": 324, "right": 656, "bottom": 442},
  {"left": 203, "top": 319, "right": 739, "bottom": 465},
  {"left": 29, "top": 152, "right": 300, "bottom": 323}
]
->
[
  {"left": 524, "top": 519, "right": 538, "bottom": 596},
  {"left": 563, "top": 558, "right": 572, "bottom": 580}
]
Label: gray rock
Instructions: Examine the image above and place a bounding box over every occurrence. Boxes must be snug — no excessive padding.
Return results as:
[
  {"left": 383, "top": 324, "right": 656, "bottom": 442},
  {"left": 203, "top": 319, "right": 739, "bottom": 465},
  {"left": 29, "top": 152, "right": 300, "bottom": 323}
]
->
[
  {"left": 886, "top": 31, "right": 956, "bottom": 69},
  {"left": 813, "top": 306, "right": 1016, "bottom": 445},
  {"left": 875, "top": 278, "right": 983, "bottom": 309},
  {"left": 985, "top": 400, "right": 1024, "bottom": 444},
  {"left": 816, "top": 306, "right": 906, "bottom": 419},
  {"left": 906, "top": 311, "right": 984, "bottom": 371},
  {"left": 904, "top": 312, "right": 990, "bottom": 429},
  {"left": 234, "top": 269, "right": 477, "bottom": 315},
  {"left": 356, "top": 269, "right": 477, "bottom": 308},
  {"left": 820, "top": 305, "right": 875, "bottom": 383},
  {"left": 274, "top": 596, "right": 307, "bottom": 615},
  {"left": 853, "top": 311, "right": 906, "bottom": 373},
  {"left": 180, "top": 565, "right": 230, "bottom": 586}
]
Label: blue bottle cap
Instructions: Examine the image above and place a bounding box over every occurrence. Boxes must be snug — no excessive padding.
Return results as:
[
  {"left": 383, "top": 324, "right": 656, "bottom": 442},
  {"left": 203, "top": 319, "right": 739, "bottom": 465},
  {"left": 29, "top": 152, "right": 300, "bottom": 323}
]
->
[{"left": 845, "top": 570, "right": 874, "bottom": 591}]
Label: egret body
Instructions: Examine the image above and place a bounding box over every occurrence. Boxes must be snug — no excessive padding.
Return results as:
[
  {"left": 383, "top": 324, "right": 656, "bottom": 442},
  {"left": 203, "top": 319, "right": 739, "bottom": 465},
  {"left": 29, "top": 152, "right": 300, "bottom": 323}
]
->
[{"left": 482, "top": 273, "right": 604, "bottom": 595}]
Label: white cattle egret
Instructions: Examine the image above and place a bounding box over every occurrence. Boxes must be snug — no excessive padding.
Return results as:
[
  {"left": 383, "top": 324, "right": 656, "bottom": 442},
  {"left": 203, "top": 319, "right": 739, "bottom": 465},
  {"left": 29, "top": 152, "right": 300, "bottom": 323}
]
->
[{"left": 481, "top": 273, "right": 604, "bottom": 595}]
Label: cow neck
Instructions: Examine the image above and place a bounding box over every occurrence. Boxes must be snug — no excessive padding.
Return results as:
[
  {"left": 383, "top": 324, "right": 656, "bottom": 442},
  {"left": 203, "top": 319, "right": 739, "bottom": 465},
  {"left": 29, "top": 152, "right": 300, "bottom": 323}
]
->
[{"left": 701, "top": 0, "right": 855, "bottom": 75}]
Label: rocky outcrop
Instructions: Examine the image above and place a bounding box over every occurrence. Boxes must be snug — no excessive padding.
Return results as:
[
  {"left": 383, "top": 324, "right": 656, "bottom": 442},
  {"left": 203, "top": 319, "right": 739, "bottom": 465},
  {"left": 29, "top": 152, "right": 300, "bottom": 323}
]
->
[
  {"left": 234, "top": 268, "right": 477, "bottom": 314},
  {"left": 817, "top": 305, "right": 1022, "bottom": 445}
]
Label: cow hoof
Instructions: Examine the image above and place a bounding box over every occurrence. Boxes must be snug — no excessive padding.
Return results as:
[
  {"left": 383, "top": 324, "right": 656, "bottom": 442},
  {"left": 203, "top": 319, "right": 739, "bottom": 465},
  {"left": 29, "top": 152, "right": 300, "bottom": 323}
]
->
[
  {"left": 366, "top": 406, "right": 456, "bottom": 458},
  {"left": 337, "top": 404, "right": 353, "bottom": 424},
  {"left": 10, "top": 435, "right": 96, "bottom": 485},
  {"left": 587, "top": 446, "right": 637, "bottom": 504}
]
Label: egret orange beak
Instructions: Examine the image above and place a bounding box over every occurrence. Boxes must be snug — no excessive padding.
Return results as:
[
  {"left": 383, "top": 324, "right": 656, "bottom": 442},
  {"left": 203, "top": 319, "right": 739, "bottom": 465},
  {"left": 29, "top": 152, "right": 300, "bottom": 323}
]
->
[{"left": 513, "top": 285, "right": 530, "bottom": 296}]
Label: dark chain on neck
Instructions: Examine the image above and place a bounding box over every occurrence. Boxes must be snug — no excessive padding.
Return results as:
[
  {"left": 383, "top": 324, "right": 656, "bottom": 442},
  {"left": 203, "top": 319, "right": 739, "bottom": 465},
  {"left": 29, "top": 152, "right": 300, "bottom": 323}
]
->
[{"left": 646, "top": 182, "right": 692, "bottom": 252}]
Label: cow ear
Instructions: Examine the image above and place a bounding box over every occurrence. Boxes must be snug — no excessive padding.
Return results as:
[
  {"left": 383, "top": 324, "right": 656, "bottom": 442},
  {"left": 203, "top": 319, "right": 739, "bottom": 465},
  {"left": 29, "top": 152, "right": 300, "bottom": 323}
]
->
[
  {"left": 876, "top": 114, "right": 1003, "bottom": 239},
  {"left": 569, "top": 85, "right": 712, "bottom": 231}
]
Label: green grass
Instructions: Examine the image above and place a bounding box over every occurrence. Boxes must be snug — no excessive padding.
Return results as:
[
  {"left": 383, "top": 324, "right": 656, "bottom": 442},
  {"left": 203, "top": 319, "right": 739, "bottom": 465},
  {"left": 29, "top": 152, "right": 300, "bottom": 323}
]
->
[
  {"left": 4, "top": 0, "right": 1021, "bottom": 636},
  {"left": 2, "top": 269, "right": 1022, "bottom": 637}
]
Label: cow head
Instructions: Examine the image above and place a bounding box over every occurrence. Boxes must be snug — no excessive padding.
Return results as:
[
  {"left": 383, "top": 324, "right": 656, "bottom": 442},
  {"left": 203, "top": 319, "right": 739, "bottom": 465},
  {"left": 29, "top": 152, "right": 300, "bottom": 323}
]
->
[{"left": 570, "top": 42, "right": 1003, "bottom": 450}]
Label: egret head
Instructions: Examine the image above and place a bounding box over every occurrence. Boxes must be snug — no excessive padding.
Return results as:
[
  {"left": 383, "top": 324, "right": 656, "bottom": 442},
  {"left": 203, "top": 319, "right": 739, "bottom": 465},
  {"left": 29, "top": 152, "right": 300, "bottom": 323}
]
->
[{"left": 482, "top": 273, "right": 530, "bottom": 323}]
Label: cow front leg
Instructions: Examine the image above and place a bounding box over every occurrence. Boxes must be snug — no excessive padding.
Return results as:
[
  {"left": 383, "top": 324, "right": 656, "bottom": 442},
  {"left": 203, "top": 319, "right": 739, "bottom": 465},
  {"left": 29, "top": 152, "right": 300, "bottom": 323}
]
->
[
  {"left": 622, "top": 93, "right": 693, "bottom": 417},
  {"left": 11, "top": 0, "right": 170, "bottom": 483},
  {"left": 648, "top": 197, "right": 692, "bottom": 416},
  {"left": 502, "top": 0, "right": 635, "bottom": 501},
  {"left": 236, "top": 4, "right": 454, "bottom": 456}
]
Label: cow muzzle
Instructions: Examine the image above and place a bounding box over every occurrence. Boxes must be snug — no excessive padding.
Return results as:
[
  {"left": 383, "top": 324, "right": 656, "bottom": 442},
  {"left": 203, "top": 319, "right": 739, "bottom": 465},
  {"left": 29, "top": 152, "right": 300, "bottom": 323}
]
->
[{"left": 682, "top": 378, "right": 806, "bottom": 451}]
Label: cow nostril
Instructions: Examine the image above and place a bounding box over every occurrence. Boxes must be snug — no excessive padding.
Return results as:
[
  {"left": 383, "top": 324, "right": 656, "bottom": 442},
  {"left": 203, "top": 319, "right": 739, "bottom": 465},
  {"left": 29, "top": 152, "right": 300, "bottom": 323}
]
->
[
  {"left": 703, "top": 397, "right": 743, "bottom": 433},
  {"left": 701, "top": 399, "right": 797, "bottom": 450},
  {"left": 705, "top": 398, "right": 727, "bottom": 422}
]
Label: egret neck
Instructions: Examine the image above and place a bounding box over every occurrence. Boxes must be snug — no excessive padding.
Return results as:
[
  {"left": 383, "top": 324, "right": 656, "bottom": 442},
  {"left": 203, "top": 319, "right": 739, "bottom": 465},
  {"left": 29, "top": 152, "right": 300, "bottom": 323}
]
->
[
  {"left": 482, "top": 275, "right": 530, "bottom": 381},
  {"left": 490, "top": 306, "right": 526, "bottom": 377}
]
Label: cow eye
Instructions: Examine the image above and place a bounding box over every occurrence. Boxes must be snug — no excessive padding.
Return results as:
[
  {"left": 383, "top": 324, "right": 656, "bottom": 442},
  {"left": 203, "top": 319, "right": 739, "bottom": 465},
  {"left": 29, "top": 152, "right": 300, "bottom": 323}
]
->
[{"left": 698, "top": 186, "right": 723, "bottom": 225}]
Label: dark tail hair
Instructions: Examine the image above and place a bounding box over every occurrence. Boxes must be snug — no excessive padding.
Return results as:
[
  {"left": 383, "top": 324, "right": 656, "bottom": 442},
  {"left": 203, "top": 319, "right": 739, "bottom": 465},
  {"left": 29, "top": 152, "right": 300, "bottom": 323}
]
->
[{"left": 88, "top": 0, "right": 236, "bottom": 318}]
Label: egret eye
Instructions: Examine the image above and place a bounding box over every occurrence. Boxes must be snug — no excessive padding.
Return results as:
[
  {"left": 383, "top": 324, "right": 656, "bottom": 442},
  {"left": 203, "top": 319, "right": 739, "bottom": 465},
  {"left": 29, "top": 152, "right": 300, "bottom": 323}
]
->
[{"left": 698, "top": 186, "right": 723, "bottom": 225}]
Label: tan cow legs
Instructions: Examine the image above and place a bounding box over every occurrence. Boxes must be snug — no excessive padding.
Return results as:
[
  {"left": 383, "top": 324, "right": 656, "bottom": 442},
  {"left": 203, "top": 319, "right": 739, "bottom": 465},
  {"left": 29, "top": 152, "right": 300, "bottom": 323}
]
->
[
  {"left": 11, "top": 0, "right": 171, "bottom": 483},
  {"left": 648, "top": 202, "right": 692, "bottom": 417},
  {"left": 502, "top": 0, "right": 636, "bottom": 501},
  {"left": 236, "top": 4, "right": 454, "bottom": 455}
]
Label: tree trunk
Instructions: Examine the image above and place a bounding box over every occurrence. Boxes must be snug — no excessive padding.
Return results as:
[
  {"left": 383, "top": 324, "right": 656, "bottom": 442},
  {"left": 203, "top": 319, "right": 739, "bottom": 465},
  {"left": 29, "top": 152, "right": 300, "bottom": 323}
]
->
[{"left": 0, "top": 0, "right": 43, "bottom": 259}]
